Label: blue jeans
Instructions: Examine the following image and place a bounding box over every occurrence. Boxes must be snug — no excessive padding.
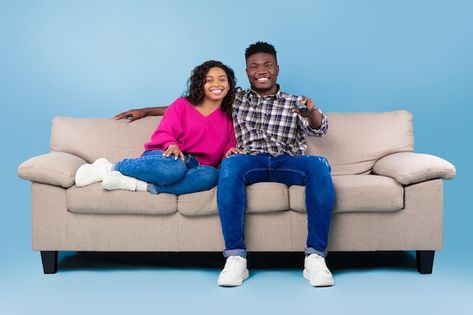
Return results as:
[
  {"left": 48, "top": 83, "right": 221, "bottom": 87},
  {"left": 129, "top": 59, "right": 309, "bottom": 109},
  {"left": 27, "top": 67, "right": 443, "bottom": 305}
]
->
[
  {"left": 114, "top": 150, "right": 218, "bottom": 195},
  {"left": 217, "top": 153, "right": 335, "bottom": 258}
]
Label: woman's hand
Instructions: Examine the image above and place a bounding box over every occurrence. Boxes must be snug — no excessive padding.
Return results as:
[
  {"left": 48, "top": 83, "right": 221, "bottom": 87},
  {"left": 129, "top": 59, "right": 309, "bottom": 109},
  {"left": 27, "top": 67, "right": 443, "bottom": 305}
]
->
[
  {"left": 164, "top": 144, "right": 185, "bottom": 160},
  {"left": 225, "top": 147, "right": 244, "bottom": 158}
]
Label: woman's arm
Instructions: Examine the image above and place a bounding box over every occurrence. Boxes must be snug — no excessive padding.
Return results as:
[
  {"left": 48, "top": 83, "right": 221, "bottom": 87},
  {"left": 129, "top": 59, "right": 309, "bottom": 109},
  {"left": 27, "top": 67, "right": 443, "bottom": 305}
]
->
[{"left": 113, "top": 106, "right": 169, "bottom": 122}]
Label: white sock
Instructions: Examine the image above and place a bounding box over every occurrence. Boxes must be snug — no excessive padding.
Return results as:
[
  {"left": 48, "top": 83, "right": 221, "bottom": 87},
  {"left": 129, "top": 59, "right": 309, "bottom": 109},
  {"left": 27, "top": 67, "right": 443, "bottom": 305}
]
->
[
  {"left": 102, "top": 171, "right": 147, "bottom": 192},
  {"left": 75, "top": 158, "right": 113, "bottom": 187},
  {"left": 135, "top": 180, "right": 148, "bottom": 191}
]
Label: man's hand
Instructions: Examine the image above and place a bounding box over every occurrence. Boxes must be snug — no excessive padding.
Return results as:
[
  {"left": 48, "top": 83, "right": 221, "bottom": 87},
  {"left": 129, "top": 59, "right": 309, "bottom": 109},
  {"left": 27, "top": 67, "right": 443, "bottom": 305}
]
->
[
  {"left": 114, "top": 108, "right": 150, "bottom": 122},
  {"left": 164, "top": 144, "right": 185, "bottom": 160},
  {"left": 291, "top": 97, "right": 317, "bottom": 118},
  {"left": 113, "top": 106, "right": 168, "bottom": 122},
  {"left": 292, "top": 97, "right": 322, "bottom": 129},
  {"left": 225, "top": 147, "right": 244, "bottom": 158}
]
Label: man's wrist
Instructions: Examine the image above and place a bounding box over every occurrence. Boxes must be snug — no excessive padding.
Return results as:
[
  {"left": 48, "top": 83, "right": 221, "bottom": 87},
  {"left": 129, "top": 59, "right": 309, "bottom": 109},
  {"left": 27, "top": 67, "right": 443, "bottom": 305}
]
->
[{"left": 308, "top": 110, "right": 322, "bottom": 129}]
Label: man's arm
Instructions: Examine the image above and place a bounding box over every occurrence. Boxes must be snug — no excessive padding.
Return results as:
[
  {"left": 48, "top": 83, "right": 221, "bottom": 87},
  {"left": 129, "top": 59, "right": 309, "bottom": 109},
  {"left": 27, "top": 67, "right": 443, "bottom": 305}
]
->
[
  {"left": 113, "top": 106, "right": 169, "bottom": 122},
  {"left": 307, "top": 108, "right": 323, "bottom": 129},
  {"left": 292, "top": 98, "right": 322, "bottom": 128},
  {"left": 292, "top": 97, "right": 328, "bottom": 137}
]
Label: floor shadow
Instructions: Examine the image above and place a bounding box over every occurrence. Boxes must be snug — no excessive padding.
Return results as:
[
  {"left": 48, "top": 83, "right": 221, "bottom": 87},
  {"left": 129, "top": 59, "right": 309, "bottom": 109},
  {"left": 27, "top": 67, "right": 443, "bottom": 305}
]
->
[{"left": 58, "top": 251, "right": 417, "bottom": 273}]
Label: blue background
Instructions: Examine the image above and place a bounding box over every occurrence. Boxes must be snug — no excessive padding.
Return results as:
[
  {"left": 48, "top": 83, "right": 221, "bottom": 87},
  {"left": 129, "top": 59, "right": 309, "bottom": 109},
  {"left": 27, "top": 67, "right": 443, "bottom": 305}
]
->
[{"left": 1, "top": 0, "right": 472, "bottom": 314}]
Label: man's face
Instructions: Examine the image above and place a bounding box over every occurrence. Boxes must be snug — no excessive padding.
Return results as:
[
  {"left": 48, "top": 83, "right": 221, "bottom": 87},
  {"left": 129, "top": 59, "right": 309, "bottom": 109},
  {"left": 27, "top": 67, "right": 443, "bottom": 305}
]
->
[{"left": 246, "top": 52, "right": 279, "bottom": 95}]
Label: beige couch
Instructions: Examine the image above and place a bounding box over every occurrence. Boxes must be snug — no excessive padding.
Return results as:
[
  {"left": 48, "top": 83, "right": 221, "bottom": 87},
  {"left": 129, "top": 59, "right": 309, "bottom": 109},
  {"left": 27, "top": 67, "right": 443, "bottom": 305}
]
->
[{"left": 18, "top": 110, "right": 456, "bottom": 274}]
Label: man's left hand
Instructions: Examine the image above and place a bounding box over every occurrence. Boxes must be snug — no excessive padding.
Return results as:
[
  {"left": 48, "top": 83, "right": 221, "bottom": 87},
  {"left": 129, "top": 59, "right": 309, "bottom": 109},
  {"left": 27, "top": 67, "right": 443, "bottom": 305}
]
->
[{"left": 292, "top": 97, "right": 318, "bottom": 118}]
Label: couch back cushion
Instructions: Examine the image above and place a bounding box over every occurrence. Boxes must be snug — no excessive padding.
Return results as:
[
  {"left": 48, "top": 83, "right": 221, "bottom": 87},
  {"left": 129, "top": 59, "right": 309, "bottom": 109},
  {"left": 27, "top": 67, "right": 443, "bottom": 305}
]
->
[
  {"left": 51, "top": 116, "right": 162, "bottom": 163},
  {"left": 306, "top": 110, "right": 413, "bottom": 175},
  {"left": 51, "top": 110, "right": 413, "bottom": 174}
]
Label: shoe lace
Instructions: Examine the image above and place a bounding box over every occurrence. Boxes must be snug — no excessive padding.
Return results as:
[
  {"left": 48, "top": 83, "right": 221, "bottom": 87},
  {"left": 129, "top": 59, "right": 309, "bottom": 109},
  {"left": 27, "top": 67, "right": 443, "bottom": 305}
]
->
[
  {"left": 308, "top": 255, "right": 330, "bottom": 274},
  {"left": 224, "top": 256, "right": 243, "bottom": 272}
]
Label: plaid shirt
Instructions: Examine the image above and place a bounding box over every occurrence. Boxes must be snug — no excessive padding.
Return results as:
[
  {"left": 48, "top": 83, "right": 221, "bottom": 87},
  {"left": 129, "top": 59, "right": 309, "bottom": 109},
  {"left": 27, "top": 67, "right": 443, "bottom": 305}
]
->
[{"left": 233, "top": 87, "right": 328, "bottom": 156}]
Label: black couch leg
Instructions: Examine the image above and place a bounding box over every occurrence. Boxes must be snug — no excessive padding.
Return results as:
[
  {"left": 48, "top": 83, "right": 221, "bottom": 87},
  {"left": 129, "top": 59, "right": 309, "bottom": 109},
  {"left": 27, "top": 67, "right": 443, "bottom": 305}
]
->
[
  {"left": 416, "top": 250, "right": 435, "bottom": 274},
  {"left": 40, "top": 251, "right": 58, "bottom": 274}
]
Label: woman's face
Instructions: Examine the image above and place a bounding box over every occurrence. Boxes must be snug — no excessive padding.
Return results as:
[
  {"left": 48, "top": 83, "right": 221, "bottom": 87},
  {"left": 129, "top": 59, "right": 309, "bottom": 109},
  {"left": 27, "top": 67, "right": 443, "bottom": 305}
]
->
[{"left": 203, "top": 67, "right": 230, "bottom": 103}]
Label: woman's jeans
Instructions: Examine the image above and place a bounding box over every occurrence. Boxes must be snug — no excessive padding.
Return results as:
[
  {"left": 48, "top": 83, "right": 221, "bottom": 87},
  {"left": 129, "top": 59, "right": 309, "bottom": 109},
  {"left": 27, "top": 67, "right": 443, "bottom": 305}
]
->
[
  {"left": 217, "top": 153, "right": 335, "bottom": 258},
  {"left": 114, "top": 150, "right": 218, "bottom": 195}
]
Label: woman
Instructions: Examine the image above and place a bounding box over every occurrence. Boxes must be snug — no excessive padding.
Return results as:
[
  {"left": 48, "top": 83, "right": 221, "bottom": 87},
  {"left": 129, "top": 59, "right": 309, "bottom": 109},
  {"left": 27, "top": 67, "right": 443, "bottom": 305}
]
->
[{"left": 75, "top": 60, "right": 238, "bottom": 195}]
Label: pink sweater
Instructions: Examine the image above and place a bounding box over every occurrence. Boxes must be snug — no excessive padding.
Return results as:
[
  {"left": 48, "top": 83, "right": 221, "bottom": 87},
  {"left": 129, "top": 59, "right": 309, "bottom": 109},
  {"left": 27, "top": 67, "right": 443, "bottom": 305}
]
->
[{"left": 144, "top": 97, "right": 236, "bottom": 167}]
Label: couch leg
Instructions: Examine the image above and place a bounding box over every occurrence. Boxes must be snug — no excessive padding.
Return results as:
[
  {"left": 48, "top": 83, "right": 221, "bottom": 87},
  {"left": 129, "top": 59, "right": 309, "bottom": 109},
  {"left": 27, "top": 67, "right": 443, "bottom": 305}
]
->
[
  {"left": 40, "top": 251, "right": 58, "bottom": 274},
  {"left": 416, "top": 250, "right": 434, "bottom": 274}
]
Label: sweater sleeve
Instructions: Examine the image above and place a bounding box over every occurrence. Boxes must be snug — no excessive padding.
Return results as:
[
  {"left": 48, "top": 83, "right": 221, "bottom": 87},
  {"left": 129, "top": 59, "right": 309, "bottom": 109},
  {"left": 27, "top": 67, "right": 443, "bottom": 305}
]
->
[
  {"left": 146, "top": 98, "right": 184, "bottom": 150},
  {"left": 221, "top": 121, "right": 237, "bottom": 161}
]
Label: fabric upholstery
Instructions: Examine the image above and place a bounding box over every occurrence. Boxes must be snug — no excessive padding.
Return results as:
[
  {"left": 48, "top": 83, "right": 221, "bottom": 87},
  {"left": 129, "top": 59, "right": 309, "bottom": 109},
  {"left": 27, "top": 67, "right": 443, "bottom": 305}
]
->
[
  {"left": 306, "top": 110, "right": 413, "bottom": 175},
  {"left": 291, "top": 180, "right": 443, "bottom": 251},
  {"left": 18, "top": 152, "right": 86, "bottom": 188},
  {"left": 178, "top": 183, "right": 289, "bottom": 216},
  {"left": 373, "top": 152, "right": 456, "bottom": 185},
  {"left": 50, "top": 116, "right": 162, "bottom": 163},
  {"left": 290, "top": 175, "right": 404, "bottom": 213},
  {"left": 20, "top": 111, "right": 453, "bottom": 255},
  {"left": 67, "top": 184, "right": 177, "bottom": 215}
]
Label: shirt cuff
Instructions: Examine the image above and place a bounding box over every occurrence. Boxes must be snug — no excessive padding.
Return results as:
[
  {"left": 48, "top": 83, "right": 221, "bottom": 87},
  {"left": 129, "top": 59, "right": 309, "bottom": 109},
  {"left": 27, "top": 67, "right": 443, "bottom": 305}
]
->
[{"left": 304, "top": 110, "right": 328, "bottom": 137}]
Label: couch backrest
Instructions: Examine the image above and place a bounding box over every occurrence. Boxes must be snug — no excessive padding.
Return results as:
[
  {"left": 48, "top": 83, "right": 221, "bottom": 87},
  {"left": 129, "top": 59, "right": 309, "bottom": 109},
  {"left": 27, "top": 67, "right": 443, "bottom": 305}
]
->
[
  {"left": 51, "top": 116, "right": 163, "bottom": 163},
  {"left": 306, "top": 110, "right": 413, "bottom": 175},
  {"left": 51, "top": 110, "right": 413, "bottom": 174}
]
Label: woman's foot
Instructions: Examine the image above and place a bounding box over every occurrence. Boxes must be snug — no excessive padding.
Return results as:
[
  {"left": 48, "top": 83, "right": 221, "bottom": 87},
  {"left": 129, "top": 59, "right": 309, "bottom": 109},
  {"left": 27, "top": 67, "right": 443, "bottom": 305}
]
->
[
  {"left": 75, "top": 158, "right": 113, "bottom": 187},
  {"left": 102, "top": 171, "right": 147, "bottom": 191}
]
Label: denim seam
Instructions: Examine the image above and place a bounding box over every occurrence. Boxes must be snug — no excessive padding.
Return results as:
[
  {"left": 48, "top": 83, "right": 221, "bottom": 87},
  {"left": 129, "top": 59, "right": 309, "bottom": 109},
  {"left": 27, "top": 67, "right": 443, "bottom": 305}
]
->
[
  {"left": 270, "top": 168, "right": 307, "bottom": 185},
  {"left": 242, "top": 168, "right": 270, "bottom": 181}
]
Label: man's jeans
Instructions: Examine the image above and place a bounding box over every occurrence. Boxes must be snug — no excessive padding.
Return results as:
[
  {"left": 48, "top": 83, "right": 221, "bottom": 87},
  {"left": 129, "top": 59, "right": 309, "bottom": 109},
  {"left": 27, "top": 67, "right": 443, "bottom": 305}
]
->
[
  {"left": 217, "top": 153, "right": 335, "bottom": 258},
  {"left": 114, "top": 150, "right": 218, "bottom": 195}
]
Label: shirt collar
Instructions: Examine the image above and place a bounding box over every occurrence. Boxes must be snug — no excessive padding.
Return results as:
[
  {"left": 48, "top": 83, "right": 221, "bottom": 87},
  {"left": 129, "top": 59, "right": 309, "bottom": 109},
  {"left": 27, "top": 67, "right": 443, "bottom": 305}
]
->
[{"left": 244, "top": 84, "right": 287, "bottom": 101}]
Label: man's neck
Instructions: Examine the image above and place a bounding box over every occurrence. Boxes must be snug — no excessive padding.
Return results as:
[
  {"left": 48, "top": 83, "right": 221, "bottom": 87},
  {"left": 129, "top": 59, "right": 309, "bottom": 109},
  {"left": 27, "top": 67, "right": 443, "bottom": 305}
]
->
[{"left": 250, "top": 85, "right": 279, "bottom": 97}]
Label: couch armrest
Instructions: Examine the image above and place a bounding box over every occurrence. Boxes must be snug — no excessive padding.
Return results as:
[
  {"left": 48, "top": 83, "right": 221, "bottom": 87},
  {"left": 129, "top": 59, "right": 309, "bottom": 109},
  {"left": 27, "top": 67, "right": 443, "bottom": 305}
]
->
[
  {"left": 372, "top": 152, "right": 456, "bottom": 185},
  {"left": 18, "top": 152, "right": 87, "bottom": 188}
]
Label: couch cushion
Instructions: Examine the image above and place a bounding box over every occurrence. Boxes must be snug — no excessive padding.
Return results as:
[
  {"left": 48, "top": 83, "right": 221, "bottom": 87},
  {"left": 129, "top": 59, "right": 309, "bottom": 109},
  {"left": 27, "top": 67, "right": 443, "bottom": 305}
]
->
[
  {"left": 18, "top": 152, "right": 86, "bottom": 188},
  {"left": 51, "top": 116, "right": 162, "bottom": 163},
  {"left": 373, "top": 152, "right": 456, "bottom": 185},
  {"left": 290, "top": 175, "right": 404, "bottom": 213},
  {"left": 67, "top": 183, "right": 177, "bottom": 215},
  {"left": 178, "top": 183, "right": 289, "bottom": 216},
  {"left": 306, "top": 110, "right": 413, "bottom": 175}
]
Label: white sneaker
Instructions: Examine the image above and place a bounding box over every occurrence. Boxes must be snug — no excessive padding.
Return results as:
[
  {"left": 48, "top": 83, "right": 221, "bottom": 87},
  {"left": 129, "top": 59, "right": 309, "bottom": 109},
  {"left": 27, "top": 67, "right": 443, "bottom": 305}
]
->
[
  {"left": 75, "top": 158, "right": 113, "bottom": 187},
  {"left": 217, "top": 256, "right": 249, "bottom": 287},
  {"left": 303, "top": 253, "right": 334, "bottom": 287},
  {"left": 102, "top": 171, "right": 139, "bottom": 191}
]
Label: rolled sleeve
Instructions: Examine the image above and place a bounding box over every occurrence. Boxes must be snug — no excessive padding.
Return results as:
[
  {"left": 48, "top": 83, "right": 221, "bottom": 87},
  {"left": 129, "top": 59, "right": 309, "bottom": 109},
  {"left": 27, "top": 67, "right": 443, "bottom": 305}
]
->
[{"left": 301, "top": 110, "right": 328, "bottom": 137}]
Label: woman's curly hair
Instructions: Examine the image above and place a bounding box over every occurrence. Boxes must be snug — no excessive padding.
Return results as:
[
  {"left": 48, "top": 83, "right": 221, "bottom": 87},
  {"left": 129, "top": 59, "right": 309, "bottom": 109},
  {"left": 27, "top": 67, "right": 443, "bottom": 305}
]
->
[{"left": 185, "top": 60, "right": 236, "bottom": 118}]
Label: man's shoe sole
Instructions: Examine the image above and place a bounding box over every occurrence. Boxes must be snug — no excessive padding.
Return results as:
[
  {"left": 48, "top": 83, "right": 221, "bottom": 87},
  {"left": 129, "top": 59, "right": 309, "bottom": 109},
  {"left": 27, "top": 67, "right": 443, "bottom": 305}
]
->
[
  {"left": 303, "top": 269, "right": 334, "bottom": 287},
  {"left": 218, "top": 270, "right": 249, "bottom": 287}
]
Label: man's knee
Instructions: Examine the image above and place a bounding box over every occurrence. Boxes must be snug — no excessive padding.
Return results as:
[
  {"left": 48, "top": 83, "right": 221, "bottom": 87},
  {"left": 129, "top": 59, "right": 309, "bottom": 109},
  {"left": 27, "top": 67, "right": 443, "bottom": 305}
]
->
[
  {"left": 306, "top": 156, "right": 331, "bottom": 173},
  {"left": 219, "top": 155, "right": 249, "bottom": 179}
]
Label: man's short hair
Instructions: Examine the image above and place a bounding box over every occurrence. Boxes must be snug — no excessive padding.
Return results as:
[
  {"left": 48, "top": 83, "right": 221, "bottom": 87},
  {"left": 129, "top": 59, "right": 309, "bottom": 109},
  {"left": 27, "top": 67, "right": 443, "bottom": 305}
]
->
[{"left": 245, "top": 41, "right": 277, "bottom": 62}]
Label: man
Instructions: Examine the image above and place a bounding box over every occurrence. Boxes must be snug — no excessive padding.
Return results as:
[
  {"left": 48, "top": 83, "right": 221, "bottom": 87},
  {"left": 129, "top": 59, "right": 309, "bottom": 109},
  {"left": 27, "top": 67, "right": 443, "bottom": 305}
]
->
[{"left": 115, "top": 42, "right": 335, "bottom": 287}]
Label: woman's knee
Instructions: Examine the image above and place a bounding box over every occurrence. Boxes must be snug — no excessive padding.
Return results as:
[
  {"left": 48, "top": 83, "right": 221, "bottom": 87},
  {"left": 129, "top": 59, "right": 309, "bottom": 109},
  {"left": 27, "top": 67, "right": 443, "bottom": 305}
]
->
[
  {"left": 195, "top": 166, "right": 219, "bottom": 189},
  {"left": 144, "top": 156, "right": 187, "bottom": 184}
]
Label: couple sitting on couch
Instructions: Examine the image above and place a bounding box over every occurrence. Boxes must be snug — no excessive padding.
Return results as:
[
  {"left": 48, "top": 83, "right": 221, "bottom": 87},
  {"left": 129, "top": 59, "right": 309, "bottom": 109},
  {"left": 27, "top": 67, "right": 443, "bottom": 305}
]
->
[{"left": 74, "top": 42, "right": 336, "bottom": 288}]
